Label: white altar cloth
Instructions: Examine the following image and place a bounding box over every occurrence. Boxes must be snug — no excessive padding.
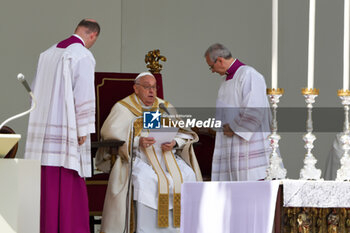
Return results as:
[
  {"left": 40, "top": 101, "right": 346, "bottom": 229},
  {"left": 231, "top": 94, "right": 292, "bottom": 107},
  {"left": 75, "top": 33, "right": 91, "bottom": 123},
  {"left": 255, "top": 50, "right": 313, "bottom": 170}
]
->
[
  {"left": 283, "top": 179, "right": 350, "bottom": 208},
  {"left": 0, "top": 159, "right": 40, "bottom": 233},
  {"left": 180, "top": 181, "right": 280, "bottom": 233}
]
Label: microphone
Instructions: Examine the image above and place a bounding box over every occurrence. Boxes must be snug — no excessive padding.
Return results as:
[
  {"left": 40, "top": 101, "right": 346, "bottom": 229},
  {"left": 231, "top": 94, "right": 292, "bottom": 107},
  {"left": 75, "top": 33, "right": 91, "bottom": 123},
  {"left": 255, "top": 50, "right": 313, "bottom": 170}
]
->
[
  {"left": 0, "top": 73, "right": 36, "bottom": 130},
  {"left": 124, "top": 115, "right": 143, "bottom": 233},
  {"left": 17, "top": 73, "right": 32, "bottom": 93},
  {"left": 159, "top": 103, "right": 170, "bottom": 115}
]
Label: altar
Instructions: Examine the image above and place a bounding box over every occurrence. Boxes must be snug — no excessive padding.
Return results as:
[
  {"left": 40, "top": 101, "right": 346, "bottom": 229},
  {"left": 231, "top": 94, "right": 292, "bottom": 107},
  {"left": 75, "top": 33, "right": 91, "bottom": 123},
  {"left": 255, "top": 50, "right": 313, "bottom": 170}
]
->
[
  {"left": 180, "top": 180, "right": 350, "bottom": 233},
  {"left": 180, "top": 181, "right": 280, "bottom": 233},
  {"left": 0, "top": 159, "right": 40, "bottom": 233},
  {"left": 280, "top": 180, "right": 350, "bottom": 232}
]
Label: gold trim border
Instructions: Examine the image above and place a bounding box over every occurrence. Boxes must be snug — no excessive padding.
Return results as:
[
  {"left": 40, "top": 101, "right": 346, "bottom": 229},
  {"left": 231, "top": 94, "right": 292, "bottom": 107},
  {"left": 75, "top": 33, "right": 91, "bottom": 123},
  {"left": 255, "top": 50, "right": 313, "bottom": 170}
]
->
[
  {"left": 158, "top": 193, "right": 170, "bottom": 227},
  {"left": 266, "top": 88, "right": 284, "bottom": 95},
  {"left": 301, "top": 88, "right": 319, "bottom": 95},
  {"left": 86, "top": 180, "right": 109, "bottom": 185},
  {"left": 89, "top": 211, "right": 103, "bottom": 216},
  {"left": 338, "top": 89, "right": 350, "bottom": 96}
]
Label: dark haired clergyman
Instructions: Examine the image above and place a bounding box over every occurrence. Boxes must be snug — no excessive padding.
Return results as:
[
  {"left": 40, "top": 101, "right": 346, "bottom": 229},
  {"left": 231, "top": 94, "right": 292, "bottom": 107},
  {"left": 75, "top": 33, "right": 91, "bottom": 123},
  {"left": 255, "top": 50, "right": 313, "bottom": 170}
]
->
[{"left": 25, "top": 19, "right": 100, "bottom": 233}]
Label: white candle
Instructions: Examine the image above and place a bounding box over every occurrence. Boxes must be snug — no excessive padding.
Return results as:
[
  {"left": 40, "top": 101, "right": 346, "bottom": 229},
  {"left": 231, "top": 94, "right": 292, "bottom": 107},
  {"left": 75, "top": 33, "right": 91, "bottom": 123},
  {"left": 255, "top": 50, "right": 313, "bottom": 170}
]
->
[
  {"left": 344, "top": 0, "right": 349, "bottom": 91},
  {"left": 271, "top": 0, "right": 278, "bottom": 89},
  {"left": 307, "top": 0, "right": 316, "bottom": 89}
]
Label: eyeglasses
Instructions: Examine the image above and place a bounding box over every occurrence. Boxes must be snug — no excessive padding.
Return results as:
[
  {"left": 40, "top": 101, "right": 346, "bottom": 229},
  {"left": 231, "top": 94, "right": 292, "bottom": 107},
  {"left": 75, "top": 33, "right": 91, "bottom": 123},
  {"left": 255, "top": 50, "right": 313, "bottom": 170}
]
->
[
  {"left": 209, "top": 59, "right": 218, "bottom": 71},
  {"left": 136, "top": 83, "right": 157, "bottom": 90}
]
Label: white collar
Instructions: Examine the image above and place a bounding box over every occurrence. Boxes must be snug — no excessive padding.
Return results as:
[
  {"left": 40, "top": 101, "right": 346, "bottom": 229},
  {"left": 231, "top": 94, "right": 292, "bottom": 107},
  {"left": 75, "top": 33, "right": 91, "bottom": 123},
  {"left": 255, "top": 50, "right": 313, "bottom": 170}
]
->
[
  {"left": 225, "top": 59, "right": 237, "bottom": 75},
  {"left": 228, "top": 59, "right": 236, "bottom": 69},
  {"left": 73, "top": 34, "right": 85, "bottom": 46},
  {"left": 134, "top": 94, "right": 152, "bottom": 109}
]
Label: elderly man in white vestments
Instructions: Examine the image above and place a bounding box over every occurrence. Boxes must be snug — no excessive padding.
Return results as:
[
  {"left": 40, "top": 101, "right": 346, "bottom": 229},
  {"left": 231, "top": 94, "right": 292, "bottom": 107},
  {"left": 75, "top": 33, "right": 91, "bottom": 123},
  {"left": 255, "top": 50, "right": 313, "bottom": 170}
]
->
[
  {"left": 25, "top": 19, "right": 99, "bottom": 233},
  {"left": 204, "top": 43, "right": 273, "bottom": 181},
  {"left": 95, "top": 72, "right": 202, "bottom": 233}
]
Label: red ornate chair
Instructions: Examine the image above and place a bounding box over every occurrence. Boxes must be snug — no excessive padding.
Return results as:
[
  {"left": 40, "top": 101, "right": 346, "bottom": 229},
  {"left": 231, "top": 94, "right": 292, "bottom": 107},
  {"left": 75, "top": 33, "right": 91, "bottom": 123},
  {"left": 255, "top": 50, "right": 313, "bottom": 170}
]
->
[
  {"left": 192, "top": 128, "right": 215, "bottom": 181},
  {"left": 0, "top": 126, "right": 19, "bottom": 158},
  {"left": 86, "top": 71, "right": 164, "bottom": 232}
]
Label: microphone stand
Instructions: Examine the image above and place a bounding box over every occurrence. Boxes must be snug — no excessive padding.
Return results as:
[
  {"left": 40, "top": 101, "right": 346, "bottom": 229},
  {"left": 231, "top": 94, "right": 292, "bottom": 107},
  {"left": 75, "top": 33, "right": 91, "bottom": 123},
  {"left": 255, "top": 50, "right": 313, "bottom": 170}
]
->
[
  {"left": 0, "top": 74, "right": 36, "bottom": 130},
  {"left": 124, "top": 115, "right": 143, "bottom": 233}
]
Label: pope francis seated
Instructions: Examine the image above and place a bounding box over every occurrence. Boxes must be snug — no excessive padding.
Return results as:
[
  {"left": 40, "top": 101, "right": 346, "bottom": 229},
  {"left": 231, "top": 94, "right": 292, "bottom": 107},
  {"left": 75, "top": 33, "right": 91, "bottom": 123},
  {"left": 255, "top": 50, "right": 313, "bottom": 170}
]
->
[{"left": 95, "top": 72, "right": 202, "bottom": 233}]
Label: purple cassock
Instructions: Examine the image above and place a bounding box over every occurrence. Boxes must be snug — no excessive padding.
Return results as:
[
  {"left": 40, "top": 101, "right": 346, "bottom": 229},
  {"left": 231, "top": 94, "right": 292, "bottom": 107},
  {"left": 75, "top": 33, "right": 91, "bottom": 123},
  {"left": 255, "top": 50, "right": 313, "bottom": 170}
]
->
[
  {"left": 225, "top": 59, "right": 245, "bottom": 81},
  {"left": 40, "top": 35, "right": 90, "bottom": 233}
]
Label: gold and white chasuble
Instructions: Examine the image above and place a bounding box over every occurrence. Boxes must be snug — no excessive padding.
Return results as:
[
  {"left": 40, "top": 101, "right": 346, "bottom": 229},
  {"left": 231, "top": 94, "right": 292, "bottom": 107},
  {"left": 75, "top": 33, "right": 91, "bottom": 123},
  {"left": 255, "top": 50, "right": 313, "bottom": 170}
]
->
[{"left": 96, "top": 94, "right": 202, "bottom": 233}]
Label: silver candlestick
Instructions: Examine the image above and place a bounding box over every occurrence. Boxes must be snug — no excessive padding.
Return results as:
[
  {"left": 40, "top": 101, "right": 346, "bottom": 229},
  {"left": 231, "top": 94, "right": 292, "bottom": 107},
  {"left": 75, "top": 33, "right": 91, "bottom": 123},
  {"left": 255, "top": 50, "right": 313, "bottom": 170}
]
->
[
  {"left": 299, "top": 88, "right": 322, "bottom": 180},
  {"left": 266, "top": 88, "right": 287, "bottom": 180},
  {"left": 336, "top": 90, "right": 350, "bottom": 181}
]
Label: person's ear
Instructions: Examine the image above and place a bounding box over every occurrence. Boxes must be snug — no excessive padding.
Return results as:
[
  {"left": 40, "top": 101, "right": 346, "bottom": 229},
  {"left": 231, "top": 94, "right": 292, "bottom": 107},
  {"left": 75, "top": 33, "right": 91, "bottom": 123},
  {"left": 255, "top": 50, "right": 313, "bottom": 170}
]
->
[
  {"left": 90, "top": 32, "right": 97, "bottom": 40},
  {"left": 133, "top": 84, "right": 138, "bottom": 94}
]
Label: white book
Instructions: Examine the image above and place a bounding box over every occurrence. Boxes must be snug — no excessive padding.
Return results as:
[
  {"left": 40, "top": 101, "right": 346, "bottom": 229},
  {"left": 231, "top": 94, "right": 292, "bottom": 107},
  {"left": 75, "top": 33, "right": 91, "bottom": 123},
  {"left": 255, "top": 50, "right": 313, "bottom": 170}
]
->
[{"left": 148, "top": 127, "right": 178, "bottom": 149}]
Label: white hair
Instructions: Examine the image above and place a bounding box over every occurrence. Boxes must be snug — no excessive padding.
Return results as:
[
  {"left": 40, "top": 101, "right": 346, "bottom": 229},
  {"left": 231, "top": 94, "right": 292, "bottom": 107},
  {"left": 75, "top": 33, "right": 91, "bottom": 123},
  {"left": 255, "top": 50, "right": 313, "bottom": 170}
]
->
[{"left": 204, "top": 43, "right": 232, "bottom": 62}]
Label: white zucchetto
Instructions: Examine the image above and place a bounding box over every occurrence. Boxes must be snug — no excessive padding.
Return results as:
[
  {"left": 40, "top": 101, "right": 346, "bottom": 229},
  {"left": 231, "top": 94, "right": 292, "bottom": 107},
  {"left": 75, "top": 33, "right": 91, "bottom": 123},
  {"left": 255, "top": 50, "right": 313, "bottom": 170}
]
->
[{"left": 135, "top": 72, "right": 154, "bottom": 82}]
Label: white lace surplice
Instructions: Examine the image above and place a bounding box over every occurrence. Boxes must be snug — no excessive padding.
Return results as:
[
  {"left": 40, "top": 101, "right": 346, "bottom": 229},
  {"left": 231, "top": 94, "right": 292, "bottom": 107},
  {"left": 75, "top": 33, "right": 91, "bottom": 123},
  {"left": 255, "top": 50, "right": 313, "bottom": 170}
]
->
[{"left": 212, "top": 65, "right": 272, "bottom": 181}]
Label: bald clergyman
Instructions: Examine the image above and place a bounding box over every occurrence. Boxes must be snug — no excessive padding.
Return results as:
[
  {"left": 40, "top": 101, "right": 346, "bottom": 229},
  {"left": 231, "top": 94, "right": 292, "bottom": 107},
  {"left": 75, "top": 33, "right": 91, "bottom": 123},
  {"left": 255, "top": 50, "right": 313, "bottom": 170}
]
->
[{"left": 25, "top": 19, "right": 100, "bottom": 233}]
